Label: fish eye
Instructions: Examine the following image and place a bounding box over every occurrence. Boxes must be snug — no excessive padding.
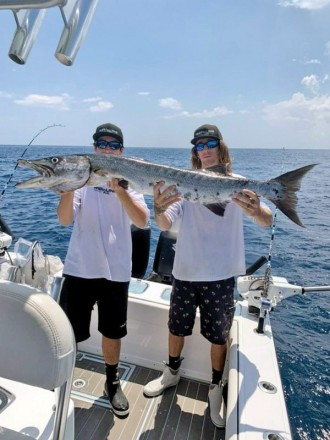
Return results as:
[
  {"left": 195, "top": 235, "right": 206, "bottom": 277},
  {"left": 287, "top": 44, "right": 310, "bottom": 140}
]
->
[{"left": 50, "top": 157, "right": 60, "bottom": 164}]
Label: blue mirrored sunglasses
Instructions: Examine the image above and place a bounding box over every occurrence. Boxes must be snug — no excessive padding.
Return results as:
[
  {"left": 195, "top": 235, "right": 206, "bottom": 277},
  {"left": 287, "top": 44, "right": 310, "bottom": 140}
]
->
[
  {"left": 194, "top": 139, "right": 219, "bottom": 152},
  {"left": 95, "top": 140, "right": 122, "bottom": 150}
]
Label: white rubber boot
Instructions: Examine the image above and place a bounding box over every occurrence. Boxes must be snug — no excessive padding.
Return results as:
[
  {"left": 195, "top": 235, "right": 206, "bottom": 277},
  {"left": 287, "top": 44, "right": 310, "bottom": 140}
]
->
[
  {"left": 143, "top": 364, "right": 180, "bottom": 397},
  {"left": 208, "top": 382, "right": 226, "bottom": 428}
]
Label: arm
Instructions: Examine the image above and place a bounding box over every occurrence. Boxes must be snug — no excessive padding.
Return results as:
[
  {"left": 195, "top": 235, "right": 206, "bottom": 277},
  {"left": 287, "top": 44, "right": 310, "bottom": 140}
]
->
[
  {"left": 57, "top": 192, "right": 75, "bottom": 226},
  {"left": 109, "top": 179, "right": 149, "bottom": 228},
  {"left": 153, "top": 181, "right": 181, "bottom": 230},
  {"left": 232, "top": 189, "right": 273, "bottom": 227}
]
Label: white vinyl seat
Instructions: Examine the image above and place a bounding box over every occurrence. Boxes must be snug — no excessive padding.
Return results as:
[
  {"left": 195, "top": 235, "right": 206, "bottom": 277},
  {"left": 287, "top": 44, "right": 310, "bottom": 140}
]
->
[{"left": 0, "top": 280, "right": 76, "bottom": 440}]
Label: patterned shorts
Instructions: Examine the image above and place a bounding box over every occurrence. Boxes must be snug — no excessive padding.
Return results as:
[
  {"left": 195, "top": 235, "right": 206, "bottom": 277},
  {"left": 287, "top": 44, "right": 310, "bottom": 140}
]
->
[{"left": 168, "top": 277, "right": 235, "bottom": 345}]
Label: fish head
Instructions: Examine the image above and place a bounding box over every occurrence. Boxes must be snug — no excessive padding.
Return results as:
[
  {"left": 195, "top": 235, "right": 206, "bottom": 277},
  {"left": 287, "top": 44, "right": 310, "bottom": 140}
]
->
[{"left": 15, "top": 155, "right": 91, "bottom": 193}]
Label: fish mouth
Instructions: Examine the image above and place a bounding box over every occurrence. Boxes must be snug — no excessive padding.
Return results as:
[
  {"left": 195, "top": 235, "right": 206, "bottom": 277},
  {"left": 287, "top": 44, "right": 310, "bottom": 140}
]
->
[{"left": 17, "top": 159, "right": 55, "bottom": 177}]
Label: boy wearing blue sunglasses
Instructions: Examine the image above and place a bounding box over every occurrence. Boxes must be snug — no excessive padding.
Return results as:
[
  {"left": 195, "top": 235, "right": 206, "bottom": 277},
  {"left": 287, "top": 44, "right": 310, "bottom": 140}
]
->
[
  {"left": 144, "top": 124, "right": 273, "bottom": 428},
  {"left": 58, "top": 122, "right": 150, "bottom": 418}
]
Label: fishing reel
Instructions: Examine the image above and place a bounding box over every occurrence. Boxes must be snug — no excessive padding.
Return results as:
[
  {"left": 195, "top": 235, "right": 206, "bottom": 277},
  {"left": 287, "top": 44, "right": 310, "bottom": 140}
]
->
[
  {"left": 237, "top": 274, "right": 302, "bottom": 313},
  {"left": 237, "top": 271, "right": 330, "bottom": 334},
  {"left": 237, "top": 271, "right": 330, "bottom": 315},
  {"left": 0, "top": 232, "right": 12, "bottom": 256},
  {"left": 237, "top": 256, "right": 306, "bottom": 313},
  {"left": 237, "top": 273, "right": 303, "bottom": 334}
]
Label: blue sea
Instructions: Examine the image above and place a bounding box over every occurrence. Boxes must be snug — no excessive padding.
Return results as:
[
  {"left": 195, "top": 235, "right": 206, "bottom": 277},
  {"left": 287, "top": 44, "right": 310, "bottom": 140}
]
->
[{"left": 0, "top": 145, "right": 329, "bottom": 440}]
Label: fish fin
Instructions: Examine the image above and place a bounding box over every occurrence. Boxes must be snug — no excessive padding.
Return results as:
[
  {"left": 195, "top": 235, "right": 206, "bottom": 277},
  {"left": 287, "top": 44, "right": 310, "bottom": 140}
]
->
[
  {"left": 204, "top": 202, "right": 228, "bottom": 217},
  {"left": 269, "top": 164, "right": 317, "bottom": 228},
  {"left": 203, "top": 164, "right": 230, "bottom": 176}
]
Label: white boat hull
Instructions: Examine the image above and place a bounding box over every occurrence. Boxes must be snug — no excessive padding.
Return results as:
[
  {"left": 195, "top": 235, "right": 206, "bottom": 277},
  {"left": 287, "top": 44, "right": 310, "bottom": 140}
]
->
[
  {"left": 79, "top": 277, "right": 292, "bottom": 439},
  {"left": 0, "top": 241, "right": 294, "bottom": 439}
]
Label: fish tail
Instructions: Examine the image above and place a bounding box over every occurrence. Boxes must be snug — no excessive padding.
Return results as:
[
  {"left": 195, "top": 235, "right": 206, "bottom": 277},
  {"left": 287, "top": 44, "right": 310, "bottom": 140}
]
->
[{"left": 269, "top": 164, "right": 317, "bottom": 227}]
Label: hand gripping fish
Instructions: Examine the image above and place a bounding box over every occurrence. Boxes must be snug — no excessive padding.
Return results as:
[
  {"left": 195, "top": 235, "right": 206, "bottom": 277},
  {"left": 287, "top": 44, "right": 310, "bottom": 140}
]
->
[{"left": 16, "top": 154, "right": 316, "bottom": 227}]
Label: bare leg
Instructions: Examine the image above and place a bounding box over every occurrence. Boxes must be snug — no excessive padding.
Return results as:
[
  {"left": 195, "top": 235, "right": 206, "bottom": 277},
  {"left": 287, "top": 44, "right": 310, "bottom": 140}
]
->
[
  {"left": 102, "top": 336, "right": 121, "bottom": 365},
  {"left": 169, "top": 332, "right": 184, "bottom": 357},
  {"left": 211, "top": 342, "right": 227, "bottom": 371}
]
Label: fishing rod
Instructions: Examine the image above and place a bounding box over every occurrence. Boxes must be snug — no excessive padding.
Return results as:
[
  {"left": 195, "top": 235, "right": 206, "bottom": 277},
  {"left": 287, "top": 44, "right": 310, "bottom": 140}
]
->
[
  {"left": 255, "top": 208, "right": 279, "bottom": 333},
  {"left": 262, "top": 149, "right": 286, "bottom": 298},
  {"left": 0, "top": 124, "right": 64, "bottom": 203},
  {"left": 261, "top": 210, "right": 278, "bottom": 299},
  {"left": 0, "top": 124, "right": 64, "bottom": 236},
  {"left": 256, "top": 149, "right": 285, "bottom": 333}
]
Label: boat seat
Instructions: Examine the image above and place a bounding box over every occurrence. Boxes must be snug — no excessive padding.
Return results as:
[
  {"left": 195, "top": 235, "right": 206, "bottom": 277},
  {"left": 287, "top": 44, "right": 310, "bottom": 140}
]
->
[{"left": 0, "top": 280, "right": 76, "bottom": 440}]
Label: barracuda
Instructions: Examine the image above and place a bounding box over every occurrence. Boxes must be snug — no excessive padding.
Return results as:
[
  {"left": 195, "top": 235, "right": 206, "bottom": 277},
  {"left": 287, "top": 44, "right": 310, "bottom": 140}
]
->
[{"left": 16, "top": 154, "right": 316, "bottom": 227}]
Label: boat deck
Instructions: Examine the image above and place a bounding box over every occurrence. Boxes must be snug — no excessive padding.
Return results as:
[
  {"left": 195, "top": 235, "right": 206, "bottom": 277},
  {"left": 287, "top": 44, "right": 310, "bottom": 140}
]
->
[{"left": 72, "top": 351, "right": 225, "bottom": 440}]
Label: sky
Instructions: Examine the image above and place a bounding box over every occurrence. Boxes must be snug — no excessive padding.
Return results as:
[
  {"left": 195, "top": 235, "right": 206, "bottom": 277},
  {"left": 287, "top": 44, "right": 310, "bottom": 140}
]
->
[{"left": 0, "top": 0, "right": 330, "bottom": 149}]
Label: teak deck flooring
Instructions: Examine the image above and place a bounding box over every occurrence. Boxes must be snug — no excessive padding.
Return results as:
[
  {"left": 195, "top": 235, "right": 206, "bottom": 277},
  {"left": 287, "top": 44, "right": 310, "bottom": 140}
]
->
[{"left": 72, "top": 352, "right": 225, "bottom": 440}]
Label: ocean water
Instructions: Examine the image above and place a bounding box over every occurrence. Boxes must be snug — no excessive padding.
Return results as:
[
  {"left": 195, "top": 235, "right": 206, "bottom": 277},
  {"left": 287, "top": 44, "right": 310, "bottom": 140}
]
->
[{"left": 0, "top": 145, "right": 329, "bottom": 440}]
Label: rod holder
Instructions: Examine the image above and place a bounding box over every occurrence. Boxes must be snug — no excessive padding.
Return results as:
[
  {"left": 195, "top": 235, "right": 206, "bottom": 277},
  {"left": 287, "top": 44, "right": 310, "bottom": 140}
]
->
[
  {"left": 55, "top": 0, "right": 98, "bottom": 66},
  {"left": 8, "top": 8, "right": 45, "bottom": 64},
  {"left": 0, "top": 0, "right": 66, "bottom": 8},
  {"left": 256, "top": 297, "right": 272, "bottom": 334},
  {"left": 50, "top": 276, "right": 65, "bottom": 303}
]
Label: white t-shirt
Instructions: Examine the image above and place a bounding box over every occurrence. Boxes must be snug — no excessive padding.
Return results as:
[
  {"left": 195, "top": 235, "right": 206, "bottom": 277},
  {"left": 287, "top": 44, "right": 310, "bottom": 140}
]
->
[
  {"left": 63, "top": 185, "right": 150, "bottom": 282},
  {"left": 166, "top": 198, "right": 246, "bottom": 282}
]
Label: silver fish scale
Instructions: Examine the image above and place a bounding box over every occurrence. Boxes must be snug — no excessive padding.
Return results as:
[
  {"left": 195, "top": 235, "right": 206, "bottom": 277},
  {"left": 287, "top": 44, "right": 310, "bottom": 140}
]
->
[
  {"left": 86, "top": 154, "right": 284, "bottom": 204},
  {"left": 16, "top": 154, "right": 316, "bottom": 227}
]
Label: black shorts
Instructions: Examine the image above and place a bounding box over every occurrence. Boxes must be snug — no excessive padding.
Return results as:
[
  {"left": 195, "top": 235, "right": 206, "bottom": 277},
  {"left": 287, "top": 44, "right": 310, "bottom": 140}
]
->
[
  {"left": 168, "top": 277, "right": 235, "bottom": 345},
  {"left": 59, "top": 275, "right": 129, "bottom": 343}
]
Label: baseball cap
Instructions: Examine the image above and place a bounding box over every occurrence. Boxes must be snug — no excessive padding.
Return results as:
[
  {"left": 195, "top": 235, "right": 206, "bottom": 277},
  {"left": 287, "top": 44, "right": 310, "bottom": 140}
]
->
[
  {"left": 191, "top": 124, "right": 223, "bottom": 145},
  {"left": 93, "top": 123, "right": 124, "bottom": 144}
]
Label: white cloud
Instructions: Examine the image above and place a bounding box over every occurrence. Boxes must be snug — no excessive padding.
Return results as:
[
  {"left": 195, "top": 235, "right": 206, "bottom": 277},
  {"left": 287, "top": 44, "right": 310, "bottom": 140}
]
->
[
  {"left": 89, "top": 101, "right": 114, "bottom": 112},
  {"left": 304, "top": 59, "right": 321, "bottom": 65},
  {"left": 14, "top": 93, "right": 71, "bottom": 110},
  {"left": 293, "top": 57, "right": 321, "bottom": 65},
  {"left": 159, "top": 97, "right": 182, "bottom": 111},
  {"left": 301, "top": 75, "right": 320, "bottom": 94},
  {"left": 163, "top": 106, "right": 232, "bottom": 119},
  {"left": 263, "top": 92, "right": 330, "bottom": 122},
  {"left": 138, "top": 92, "right": 150, "bottom": 96},
  {"left": 278, "top": 0, "right": 330, "bottom": 9},
  {"left": 159, "top": 97, "right": 232, "bottom": 119},
  {"left": 0, "top": 91, "right": 12, "bottom": 98},
  {"left": 83, "top": 97, "right": 102, "bottom": 102},
  {"left": 325, "top": 41, "right": 330, "bottom": 56}
]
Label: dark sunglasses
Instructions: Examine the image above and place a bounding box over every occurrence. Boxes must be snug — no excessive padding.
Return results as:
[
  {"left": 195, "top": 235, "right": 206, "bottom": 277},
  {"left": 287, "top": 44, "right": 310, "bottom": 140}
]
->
[
  {"left": 94, "top": 140, "right": 123, "bottom": 150},
  {"left": 194, "top": 139, "right": 219, "bottom": 152}
]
